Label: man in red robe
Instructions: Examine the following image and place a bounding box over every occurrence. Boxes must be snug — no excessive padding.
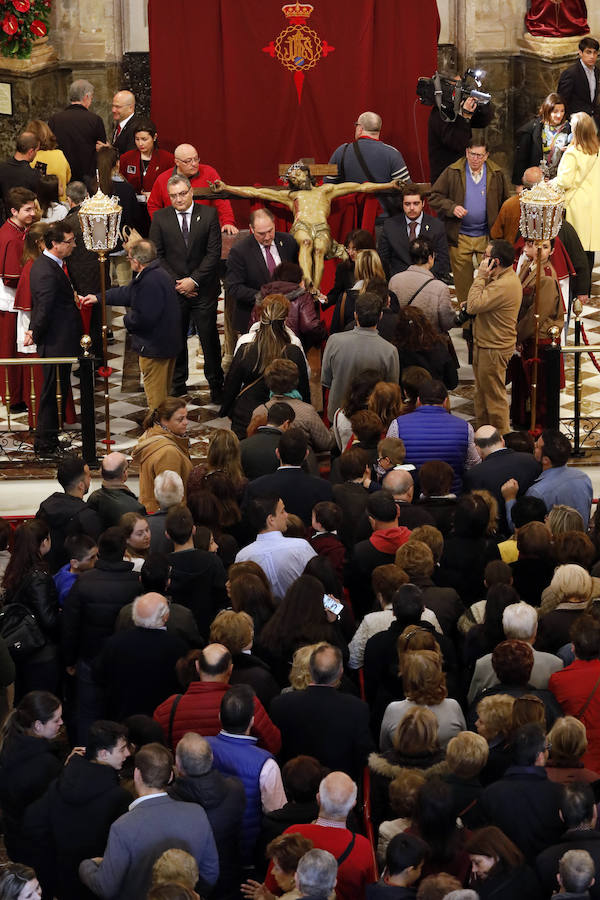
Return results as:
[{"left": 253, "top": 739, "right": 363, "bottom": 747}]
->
[
  {"left": 0, "top": 186, "right": 36, "bottom": 410},
  {"left": 526, "top": 0, "right": 590, "bottom": 37}
]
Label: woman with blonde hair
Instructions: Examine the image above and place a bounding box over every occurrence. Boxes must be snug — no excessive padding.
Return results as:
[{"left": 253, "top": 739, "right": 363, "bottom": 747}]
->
[
  {"left": 132, "top": 397, "right": 193, "bottom": 513},
  {"left": 209, "top": 609, "right": 279, "bottom": 708},
  {"left": 25, "top": 119, "right": 71, "bottom": 200},
  {"left": 221, "top": 294, "right": 310, "bottom": 438},
  {"left": 330, "top": 248, "right": 389, "bottom": 333},
  {"left": 475, "top": 694, "right": 515, "bottom": 785},
  {"left": 552, "top": 111, "right": 600, "bottom": 282},
  {"left": 537, "top": 563, "right": 593, "bottom": 653},
  {"left": 545, "top": 715, "right": 600, "bottom": 783},
  {"left": 368, "top": 381, "right": 404, "bottom": 431},
  {"left": 380, "top": 650, "right": 466, "bottom": 750}
]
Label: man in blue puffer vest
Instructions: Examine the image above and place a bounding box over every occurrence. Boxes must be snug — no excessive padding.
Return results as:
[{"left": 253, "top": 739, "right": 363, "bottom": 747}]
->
[
  {"left": 386, "top": 379, "right": 480, "bottom": 494},
  {"left": 207, "top": 684, "right": 286, "bottom": 869}
]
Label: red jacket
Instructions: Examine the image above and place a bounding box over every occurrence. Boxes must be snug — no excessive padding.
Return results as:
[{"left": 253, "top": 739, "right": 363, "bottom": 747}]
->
[
  {"left": 153, "top": 680, "right": 281, "bottom": 754},
  {"left": 0, "top": 219, "right": 26, "bottom": 286},
  {"left": 147, "top": 163, "right": 235, "bottom": 227},
  {"left": 265, "top": 823, "right": 376, "bottom": 900},
  {"left": 549, "top": 658, "right": 600, "bottom": 772},
  {"left": 119, "top": 148, "right": 175, "bottom": 194}
]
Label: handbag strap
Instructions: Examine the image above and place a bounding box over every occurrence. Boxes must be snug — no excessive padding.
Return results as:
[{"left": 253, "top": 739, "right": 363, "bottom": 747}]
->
[
  {"left": 577, "top": 670, "right": 600, "bottom": 719},
  {"left": 168, "top": 693, "right": 183, "bottom": 748},
  {"left": 406, "top": 276, "right": 435, "bottom": 307},
  {"left": 336, "top": 831, "right": 356, "bottom": 866},
  {"left": 339, "top": 291, "right": 348, "bottom": 327},
  {"left": 237, "top": 372, "right": 264, "bottom": 398}
]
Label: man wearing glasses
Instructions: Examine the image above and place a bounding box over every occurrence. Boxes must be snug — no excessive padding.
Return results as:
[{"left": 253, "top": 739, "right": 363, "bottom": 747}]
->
[
  {"left": 147, "top": 142, "right": 238, "bottom": 234},
  {"left": 429, "top": 140, "right": 509, "bottom": 304},
  {"left": 29, "top": 222, "right": 85, "bottom": 454}
]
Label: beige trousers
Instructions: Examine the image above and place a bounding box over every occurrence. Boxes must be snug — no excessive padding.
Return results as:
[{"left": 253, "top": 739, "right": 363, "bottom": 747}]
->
[
  {"left": 449, "top": 234, "right": 489, "bottom": 303},
  {"left": 139, "top": 356, "right": 176, "bottom": 412},
  {"left": 472, "top": 344, "right": 512, "bottom": 435}
]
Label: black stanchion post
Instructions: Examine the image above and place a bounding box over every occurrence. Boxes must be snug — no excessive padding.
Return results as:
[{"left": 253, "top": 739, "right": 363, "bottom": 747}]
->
[
  {"left": 78, "top": 336, "right": 99, "bottom": 468},
  {"left": 572, "top": 300, "right": 585, "bottom": 457}
]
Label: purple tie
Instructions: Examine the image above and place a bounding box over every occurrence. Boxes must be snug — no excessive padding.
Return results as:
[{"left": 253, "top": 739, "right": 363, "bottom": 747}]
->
[
  {"left": 408, "top": 221, "right": 418, "bottom": 241},
  {"left": 265, "top": 244, "right": 276, "bottom": 275}
]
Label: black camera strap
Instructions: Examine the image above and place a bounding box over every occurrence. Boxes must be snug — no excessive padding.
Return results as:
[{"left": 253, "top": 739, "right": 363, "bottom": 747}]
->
[{"left": 352, "top": 140, "right": 395, "bottom": 216}]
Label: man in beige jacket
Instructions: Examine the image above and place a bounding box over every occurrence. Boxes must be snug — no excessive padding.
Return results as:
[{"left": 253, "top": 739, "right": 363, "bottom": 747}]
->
[{"left": 465, "top": 239, "right": 522, "bottom": 434}]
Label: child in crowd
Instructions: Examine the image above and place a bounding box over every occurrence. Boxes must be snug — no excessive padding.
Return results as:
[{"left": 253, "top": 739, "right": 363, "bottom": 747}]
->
[{"left": 53, "top": 533, "right": 98, "bottom": 606}]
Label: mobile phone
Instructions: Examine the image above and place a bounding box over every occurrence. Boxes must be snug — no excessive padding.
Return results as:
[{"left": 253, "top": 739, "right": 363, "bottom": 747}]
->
[{"left": 323, "top": 594, "right": 344, "bottom": 617}]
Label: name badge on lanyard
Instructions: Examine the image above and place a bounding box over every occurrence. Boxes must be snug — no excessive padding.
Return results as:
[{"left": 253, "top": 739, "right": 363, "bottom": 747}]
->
[{"left": 127, "top": 165, "right": 137, "bottom": 174}]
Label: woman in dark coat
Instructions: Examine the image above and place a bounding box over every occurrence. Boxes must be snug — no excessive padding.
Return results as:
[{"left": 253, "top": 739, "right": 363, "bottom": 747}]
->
[
  {"left": 466, "top": 826, "right": 542, "bottom": 900},
  {"left": 1, "top": 520, "right": 60, "bottom": 699},
  {"left": 0, "top": 691, "right": 63, "bottom": 863},
  {"left": 393, "top": 307, "right": 458, "bottom": 390},
  {"left": 326, "top": 228, "right": 376, "bottom": 307},
  {"left": 220, "top": 294, "right": 309, "bottom": 439},
  {"left": 438, "top": 494, "right": 500, "bottom": 608},
  {"left": 512, "top": 92, "right": 571, "bottom": 186}
]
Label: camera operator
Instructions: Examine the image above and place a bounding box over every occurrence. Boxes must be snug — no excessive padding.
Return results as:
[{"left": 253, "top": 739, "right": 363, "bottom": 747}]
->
[
  {"left": 428, "top": 90, "right": 495, "bottom": 183},
  {"left": 464, "top": 238, "right": 522, "bottom": 434}
]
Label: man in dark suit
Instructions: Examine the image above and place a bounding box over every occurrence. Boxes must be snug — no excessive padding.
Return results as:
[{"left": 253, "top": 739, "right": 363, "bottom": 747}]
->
[
  {"left": 225, "top": 207, "right": 298, "bottom": 333},
  {"left": 463, "top": 425, "right": 541, "bottom": 534},
  {"left": 270, "top": 643, "right": 374, "bottom": 781},
  {"left": 244, "top": 428, "right": 332, "bottom": 526},
  {"left": 149, "top": 173, "right": 223, "bottom": 401},
  {"left": 558, "top": 37, "right": 600, "bottom": 126},
  {"left": 49, "top": 79, "right": 107, "bottom": 183},
  {"left": 378, "top": 183, "right": 450, "bottom": 279},
  {"left": 239, "top": 401, "right": 295, "bottom": 480},
  {"left": 110, "top": 90, "right": 142, "bottom": 156},
  {"left": 64, "top": 181, "right": 103, "bottom": 360},
  {"left": 29, "top": 221, "right": 84, "bottom": 455}
]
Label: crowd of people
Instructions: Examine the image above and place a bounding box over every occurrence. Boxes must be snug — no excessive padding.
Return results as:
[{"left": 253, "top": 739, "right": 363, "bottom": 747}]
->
[{"left": 0, "top": 33, "right": 599, "bottom": 900}]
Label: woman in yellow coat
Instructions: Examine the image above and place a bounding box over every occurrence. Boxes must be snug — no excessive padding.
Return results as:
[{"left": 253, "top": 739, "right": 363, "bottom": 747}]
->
[
  {"left": 132, "top": 397, "right": 193, "bottom": 513},
  {"left": 26, "top": 119, "right": 71, "bottom": 201},
  {"left": 552, "top": 111, "right": 600, "bottom": 284}
]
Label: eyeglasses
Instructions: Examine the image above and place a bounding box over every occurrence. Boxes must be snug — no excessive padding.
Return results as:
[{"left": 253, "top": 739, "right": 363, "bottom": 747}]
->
[
  {"left": 175, "top": 155, "right": 199, "bottom": 165},
  {"left": 467, "top": 150, "right": 487, "bottom": 159},
  {"left": 168, "top": 190, "right": 191, "bottom": 200}
]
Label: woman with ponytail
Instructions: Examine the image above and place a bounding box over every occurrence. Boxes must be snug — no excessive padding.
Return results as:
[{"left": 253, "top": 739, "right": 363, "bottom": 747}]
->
[
  {"left": 220, "top": 294, "right": 310, "bottom": 439},
  {"left": 132, "top": 397, "right": 193, "bottom": 513}
]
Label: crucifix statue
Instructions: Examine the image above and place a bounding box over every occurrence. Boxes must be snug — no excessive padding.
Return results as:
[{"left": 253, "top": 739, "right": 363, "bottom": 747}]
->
[{"left": 209, "top": 161, "right": 402, "bottom": 289}]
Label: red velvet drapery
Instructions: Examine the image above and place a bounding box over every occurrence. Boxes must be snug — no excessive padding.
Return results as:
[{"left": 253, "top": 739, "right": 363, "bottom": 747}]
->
[{"left": 148, "top": 0, "right": 440, "bottom": 192}]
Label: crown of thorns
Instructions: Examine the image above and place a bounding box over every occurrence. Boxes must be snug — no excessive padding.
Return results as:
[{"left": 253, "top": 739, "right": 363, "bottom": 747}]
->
[{"left": 284, "top": 160, "right": 310, "bottom": 182}]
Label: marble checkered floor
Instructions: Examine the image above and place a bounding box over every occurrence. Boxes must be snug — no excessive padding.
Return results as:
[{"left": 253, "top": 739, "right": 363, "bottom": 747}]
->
[{"left": 2, "top": 264, "right": 600, "bottom": 463}]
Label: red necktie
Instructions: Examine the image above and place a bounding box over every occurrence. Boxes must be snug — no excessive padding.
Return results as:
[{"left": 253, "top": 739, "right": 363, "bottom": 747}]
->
[
  {"left": 265, "top": 245, "right": 276, "bottom": 275},
  {"left": 115, "top": 124, "right": 122, "bottom": 138}
]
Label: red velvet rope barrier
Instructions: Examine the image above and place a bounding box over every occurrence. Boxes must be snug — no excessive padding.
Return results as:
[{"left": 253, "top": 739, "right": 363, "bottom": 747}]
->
[{"left": 580, "top": 322, "right": 600, "bottom": 375}]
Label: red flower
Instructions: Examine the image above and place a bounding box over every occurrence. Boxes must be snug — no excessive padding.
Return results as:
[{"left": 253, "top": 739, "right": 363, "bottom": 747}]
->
[
  {"left": 30, "top": 18, "right": 46, "bottom": 35},
  {"left": 2, "top": 12, "right": 17, "bottom": 33},
  {"left": 12, "top": 0, "right": 30, "bottom": 12}
]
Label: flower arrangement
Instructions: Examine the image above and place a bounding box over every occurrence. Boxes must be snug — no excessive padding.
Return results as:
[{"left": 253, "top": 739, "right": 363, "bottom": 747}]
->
[{"left": 1, "top": 0, "right": 51, "bottom": 59}]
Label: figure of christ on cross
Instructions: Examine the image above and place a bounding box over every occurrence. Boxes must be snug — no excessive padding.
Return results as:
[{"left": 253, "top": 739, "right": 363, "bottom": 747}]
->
[{"left": 209, "top": 162, "right": 402, "bottom": 289}]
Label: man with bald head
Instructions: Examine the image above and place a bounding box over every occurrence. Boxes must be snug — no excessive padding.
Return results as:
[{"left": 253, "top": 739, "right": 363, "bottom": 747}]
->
[
  {"left": 325, "top": 112, "right": 410, "bottom": 225},
  {"left": 463, "top": 424, "right": 541, "bottom": 534},
  {"left": 87, "top": 452, "right": 146, "bottom": 529},
  {"left": 225, "top": 206, "right": 299, "bottom": 333},
  {"left": 92, "top": 592, "right": 187, "bottom": 720},
  {"left": 381, "top": 468, "right": 436, "bottom": 530},
  {"left": 267, "top": 771, "right": 377, "bottom": 900},
  {"left": 170, "top": 731, "right": 245, "bottom": 898},
  {"left": 110, "top": 90, "right": 140, "bottom": 155},
  {"left": 270, "top": 643, "right": 374, "bottom": 780},
  {"left": 153, "top": 642, "right": 281, "bottom": 754},
  {"left": 147, "top": 141, "right": 237, "bottom": 233}
]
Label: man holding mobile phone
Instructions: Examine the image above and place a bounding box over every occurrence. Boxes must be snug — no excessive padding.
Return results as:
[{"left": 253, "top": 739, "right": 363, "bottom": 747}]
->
[{"left": 465, "top": 238, "right": 523, "bottom": 434}]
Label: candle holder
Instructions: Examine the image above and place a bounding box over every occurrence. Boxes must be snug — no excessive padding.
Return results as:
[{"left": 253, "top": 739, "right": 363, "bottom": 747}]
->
[
  {"left": 78, "top": 189, "right": 122, "bottom": 448},
  {"left": 519, "top": 181, "right": 565, "bottom": 432}
]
